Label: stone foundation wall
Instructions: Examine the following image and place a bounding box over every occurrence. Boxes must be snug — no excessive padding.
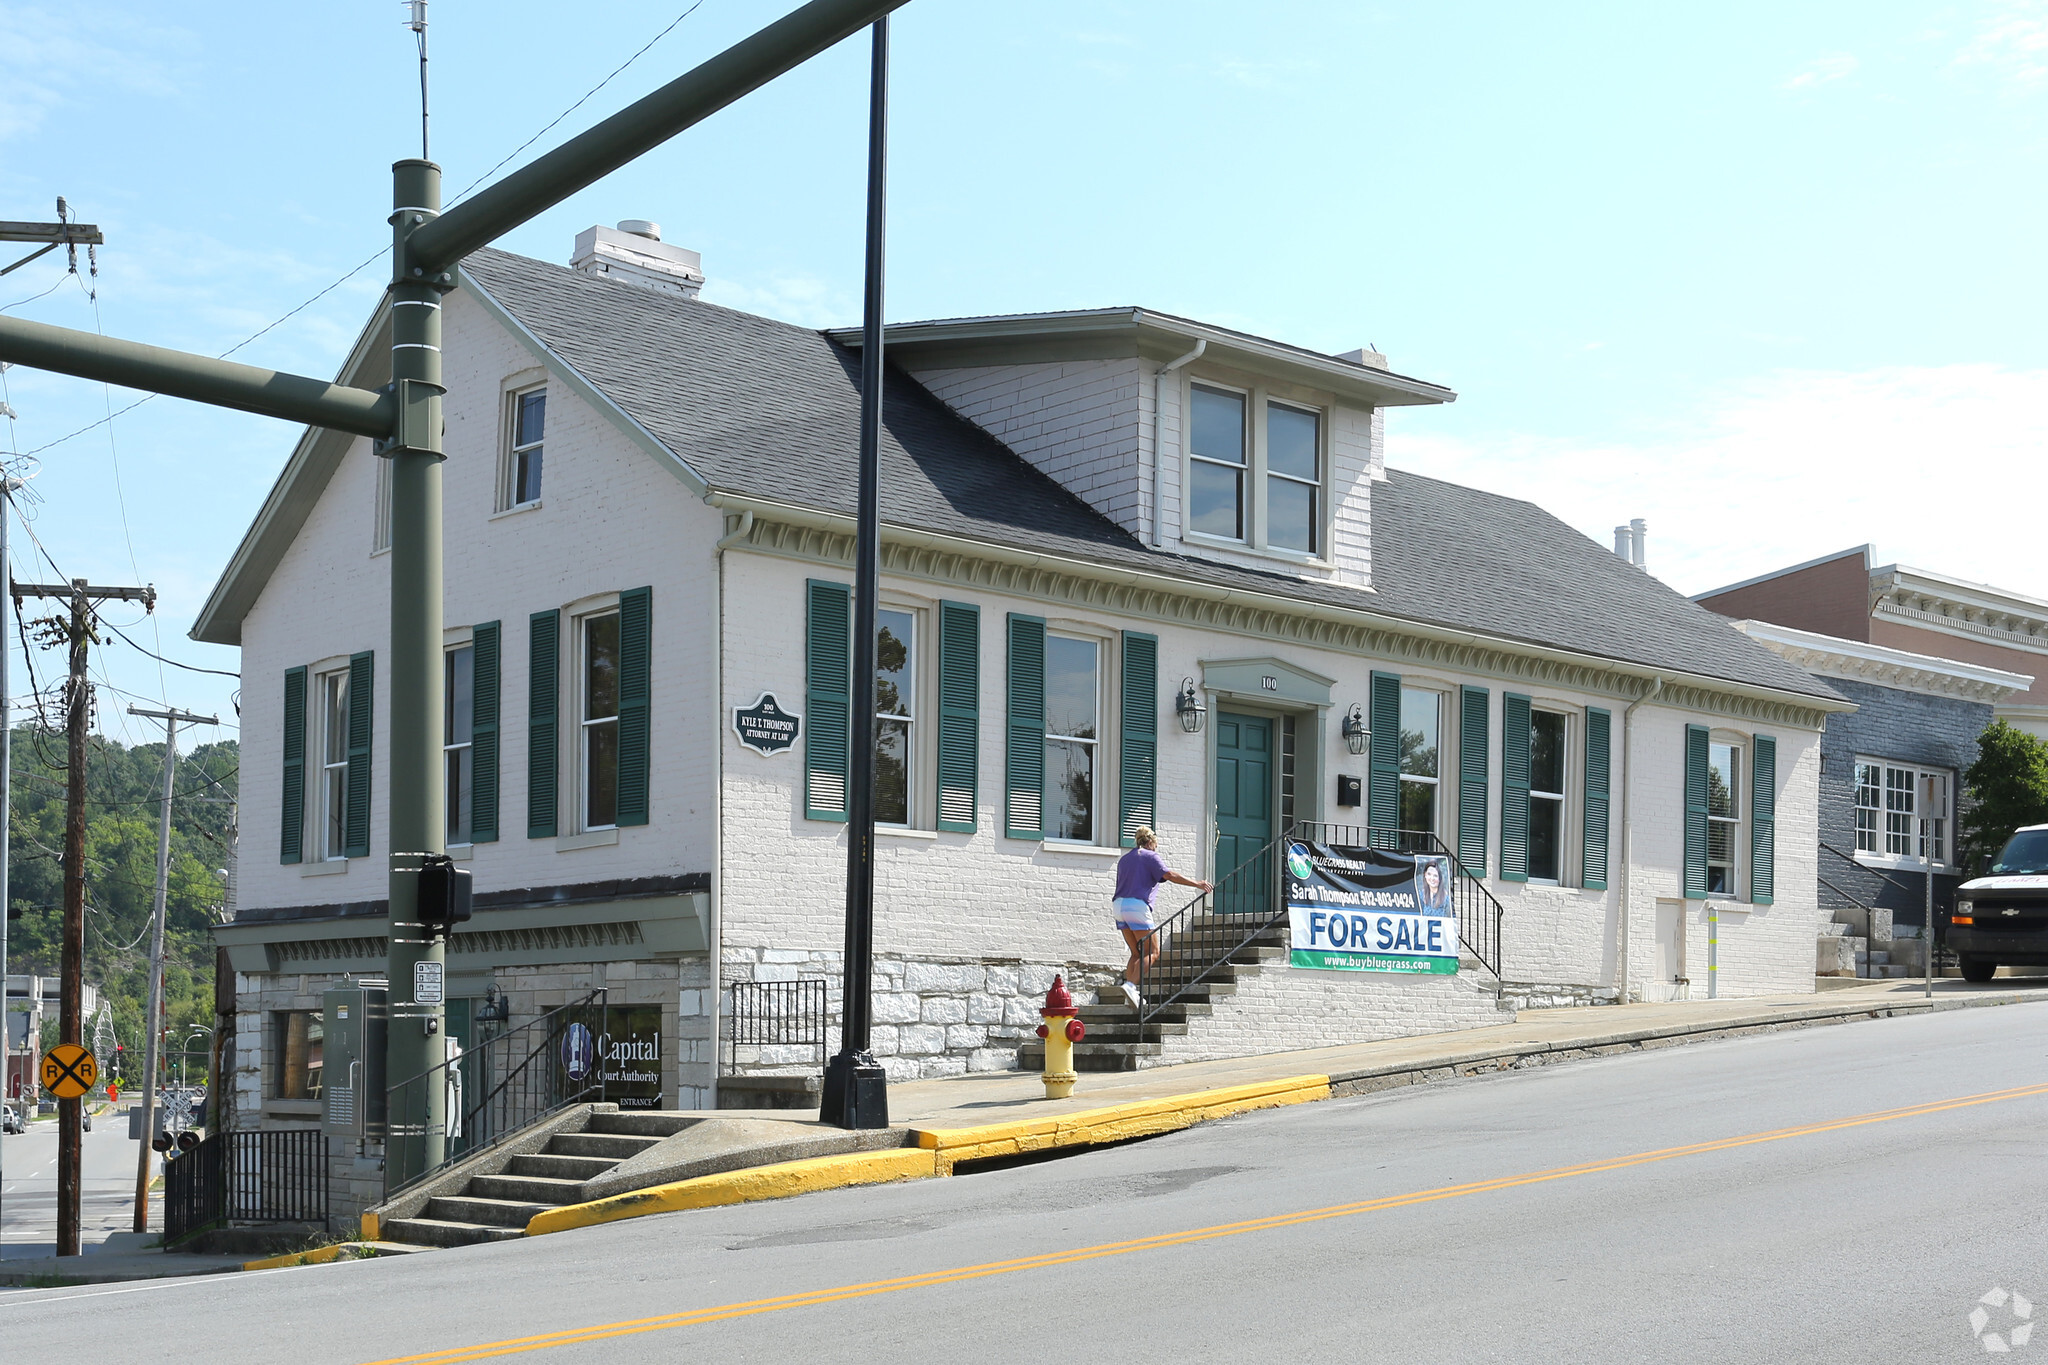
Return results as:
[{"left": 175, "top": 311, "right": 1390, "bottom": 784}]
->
[
  {"left": 1148, "top": 962, "right": 1509, "bottom": 1067},
  {"left": 1498, "top": 982, "right": 1622, "bottom": 1011},
  {"left": 721, "top": 947, "right": 1123, "bottom": 1082}
]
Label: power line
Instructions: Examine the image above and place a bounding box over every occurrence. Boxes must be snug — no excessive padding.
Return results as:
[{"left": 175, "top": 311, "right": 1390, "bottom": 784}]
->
[{"left": 101, "top": 620, "right": 239, "bottom": 679}]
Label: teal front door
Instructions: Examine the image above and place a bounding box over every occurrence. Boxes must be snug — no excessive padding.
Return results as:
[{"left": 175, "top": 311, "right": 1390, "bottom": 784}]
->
[{"left": 1214, "top": 713, "right": 1273, "bottom": 915}]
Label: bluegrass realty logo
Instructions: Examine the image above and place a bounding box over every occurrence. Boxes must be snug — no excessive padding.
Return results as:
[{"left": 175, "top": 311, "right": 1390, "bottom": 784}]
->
[
  {"left": 1286, "top": 843, "right": 1314, "bottom": 881},
  {"left": 1972, "top": 1287, "right": 2034, "bottom": 1352}
]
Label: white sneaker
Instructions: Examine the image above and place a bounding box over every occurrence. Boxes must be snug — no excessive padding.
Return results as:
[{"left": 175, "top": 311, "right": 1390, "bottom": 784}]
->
[{"left": 1120, "top": 980, "right": 1142, "bottom": 1009}]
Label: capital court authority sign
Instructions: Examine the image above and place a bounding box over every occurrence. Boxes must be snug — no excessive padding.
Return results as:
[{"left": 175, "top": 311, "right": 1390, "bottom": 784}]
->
[{"left": 1285, "top": 840, "right": 1459, "bottom": 975}]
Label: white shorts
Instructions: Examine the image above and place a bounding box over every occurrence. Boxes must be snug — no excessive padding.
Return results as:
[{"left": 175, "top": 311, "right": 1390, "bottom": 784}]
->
[{"left": 1113, "top": 898, "right": 1155, "bottom": 933}]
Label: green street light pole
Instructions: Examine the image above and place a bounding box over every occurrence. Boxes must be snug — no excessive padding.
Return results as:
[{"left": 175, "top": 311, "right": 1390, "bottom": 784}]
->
[{"left": 380, "top": 158, "right": 452, "bottom": 1182}]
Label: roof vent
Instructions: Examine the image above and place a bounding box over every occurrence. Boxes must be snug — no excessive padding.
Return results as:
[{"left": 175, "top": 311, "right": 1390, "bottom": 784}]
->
[
  {"left": 1613, "top": 519, "right": 1648, "bottom": 569},
  {"left": 571, "top": 222, "right": 704, "bottom": 298},
  {"left": 1337, "top": 346, "right": 1389, "bottom": 371}
]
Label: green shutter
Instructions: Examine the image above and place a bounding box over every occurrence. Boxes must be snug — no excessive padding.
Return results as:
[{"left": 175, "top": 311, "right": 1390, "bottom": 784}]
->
[
  {"left": 1683, "top": 723, "right": 1710, "bottom": 898},
  {"left": 1582, "top": 706, "right": 1612, "bottom": 891},
  {"left": 528, "top": 610, "right": 560, "bottom": 838},
  {"left": 1500, "top": 692, "right": 1531, "bottom": 882},
  {"left": 1004, "top": 614, "right": 1046, "bottom": 840},
  {"left": 1118, "top": 631, "right": 1158, "bottom": 847},
  {"left": 280, "top": 666, "right": 306, "bottom": 865},
  {"left": 804, "top": 580, "right": 851, "bottom": 823},
  {"left": 936, "top": 600, "right": 980, "bottom": 834},
  {"left": 1457, "top": 685, "right": 1489, "bottom": 876},
  {"left": 1751, "top": 734, "right": 1777, "bottom": 905},
  {"left": 1367, "top": 671, "right": 1402, "bottom": 832},
  {"left": 470, "top": 622, "right": 501, "bottom": 843},
  {"left": 616, "top": 586, "right": 652, "bottom": 827},
  {"left": 344, "top": 651, "right": 374, "bottom": 859}
]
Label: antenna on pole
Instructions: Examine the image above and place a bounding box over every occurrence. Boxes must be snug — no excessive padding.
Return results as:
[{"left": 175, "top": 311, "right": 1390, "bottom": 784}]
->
[{"left": 404, "top": 0, "right": 430, "bottom": 161}]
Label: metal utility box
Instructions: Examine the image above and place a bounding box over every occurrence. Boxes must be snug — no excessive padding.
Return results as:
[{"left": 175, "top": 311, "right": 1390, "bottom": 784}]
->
[{"left": 322, "top": 980, "right": 388, "bottom": 1139}]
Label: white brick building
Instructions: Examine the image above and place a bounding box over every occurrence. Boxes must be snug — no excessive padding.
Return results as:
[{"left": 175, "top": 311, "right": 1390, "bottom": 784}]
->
[{"left": 197, "top": 226, "right": 1852, "bottom": 1138}]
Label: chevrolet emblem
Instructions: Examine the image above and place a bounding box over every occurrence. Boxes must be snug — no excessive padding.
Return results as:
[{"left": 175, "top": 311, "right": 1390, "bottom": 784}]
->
[{"left": 2003, "top": 909, "right": 2020, "bottom": 917}]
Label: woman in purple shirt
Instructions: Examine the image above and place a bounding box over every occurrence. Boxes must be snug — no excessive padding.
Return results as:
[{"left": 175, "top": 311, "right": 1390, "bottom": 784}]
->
[{"left": 1111, "top": 826, "right": 1210, "bottom": 1009}]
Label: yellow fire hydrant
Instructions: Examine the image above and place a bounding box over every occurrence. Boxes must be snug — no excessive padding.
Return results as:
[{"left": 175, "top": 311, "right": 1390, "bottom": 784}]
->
[{"left": 1036, "top": 975, "right": 1085, "bottom": 1099}]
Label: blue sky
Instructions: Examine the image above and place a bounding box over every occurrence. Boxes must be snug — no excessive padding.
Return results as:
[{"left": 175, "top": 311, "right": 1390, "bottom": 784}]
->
[{"left": 5, "top": 0, "right": 2048, "bottom": 738}]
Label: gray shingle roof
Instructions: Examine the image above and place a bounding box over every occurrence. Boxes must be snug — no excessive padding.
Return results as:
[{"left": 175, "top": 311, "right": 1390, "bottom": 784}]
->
[{"left": 462, "top": 247, "right": 1841, "bottom": 705}]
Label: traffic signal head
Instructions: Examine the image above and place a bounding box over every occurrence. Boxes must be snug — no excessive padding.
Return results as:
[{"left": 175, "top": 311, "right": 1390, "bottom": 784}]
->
[
  {"left": 151, "top": 1133, "right": 172, "bottom": 1153},
  {"left": 417, "top": 853, "right": 473, "bottom": 935},
  {"left": 176, "top": 1130, "right": 199, "bottom": 1151}
]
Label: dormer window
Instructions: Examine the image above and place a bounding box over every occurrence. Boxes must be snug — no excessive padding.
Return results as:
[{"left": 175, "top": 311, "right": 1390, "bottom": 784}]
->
[{"left": 1185, "top": 382, "right": 1326, "bottom": 558}]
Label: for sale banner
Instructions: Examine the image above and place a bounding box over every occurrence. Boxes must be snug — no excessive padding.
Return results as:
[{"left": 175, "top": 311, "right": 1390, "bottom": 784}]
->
[{"left": 1285, "top": 840, "right": 1459, "bottom": 975}]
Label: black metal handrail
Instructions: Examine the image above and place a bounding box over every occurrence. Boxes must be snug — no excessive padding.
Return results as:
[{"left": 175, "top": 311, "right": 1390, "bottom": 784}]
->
[
  {"left": 1132, "top": 822, "right": 1506, "bottom": 1024},
  {"left": 727, "top": 979, "right": 829, "bottom": 1071},
  {"left": 164, "top": 1129, "right": 329, "bottom": 1245},
  {"left": 384, "top": 989, "right": 608, "bottom": 1193}
]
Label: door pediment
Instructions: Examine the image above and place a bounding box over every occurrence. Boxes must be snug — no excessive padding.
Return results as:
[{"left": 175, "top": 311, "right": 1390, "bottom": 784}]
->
[{"left": 1201, "top": 656, "right": 1335, "bottom": 708}]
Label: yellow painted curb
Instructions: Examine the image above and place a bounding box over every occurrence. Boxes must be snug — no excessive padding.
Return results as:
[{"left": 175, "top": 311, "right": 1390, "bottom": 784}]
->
[
  {"left": 243, "top": 1242, "right": 359, "bottom": 1271},
  {"left": 912, "top": 1073, "right": 1332, "bottom": 1171},
  {"left": 361, "top": 1212, "right": 379, "bottom": 1241},
  {"left": 526, "top": 1146, "right": 940, "bottom": 1237}
]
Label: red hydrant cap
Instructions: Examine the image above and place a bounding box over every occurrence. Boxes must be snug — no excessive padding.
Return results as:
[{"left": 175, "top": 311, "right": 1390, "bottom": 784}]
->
[{"left": 1041, "top": 974, "right": 1078, "bottom": 1017}]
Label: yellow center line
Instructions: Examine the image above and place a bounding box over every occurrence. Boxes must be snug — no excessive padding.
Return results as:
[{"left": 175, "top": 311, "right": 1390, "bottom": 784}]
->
[{"left": 358, "top": 1081, "right": 2048, "bottom": 1365}]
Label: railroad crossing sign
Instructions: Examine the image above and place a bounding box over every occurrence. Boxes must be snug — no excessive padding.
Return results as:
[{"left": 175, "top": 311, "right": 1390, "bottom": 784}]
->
[{"left": 40, "top": 1044, "right": 97, "bottom": 1099}]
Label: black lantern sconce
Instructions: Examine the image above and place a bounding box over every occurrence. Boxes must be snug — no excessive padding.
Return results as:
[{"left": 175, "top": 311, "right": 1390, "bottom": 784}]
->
[
  {"left": 476, "top": 984, "right": 512, "bottom": 1026},
  {"left": 1341, "top": 703, "right": 1369, "bottom": 755},
  {"left": 1175, "top": 677, "right": 1207, "bottom": 734}
]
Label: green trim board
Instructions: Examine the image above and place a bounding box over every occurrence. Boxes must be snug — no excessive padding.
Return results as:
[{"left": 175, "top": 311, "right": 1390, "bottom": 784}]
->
[
  {"left": 1751, "top": 734, "right": 1777, "bottom": 905},
  {"left": 343, "top": 651, "right": 374, "bottom": 859},
  {"left": 1499, "top": 693, "right": 1531, "bottom": 883},
  {"left": 528, "top": 610, "right": 561, "bottom": 838},
  {"left": 936, "top": 600, "right": 980, "bottom": 834},
  {"left": 1004, "top": 614, "right": 1046, "bottom": 840},
  {"left": 470, "top": 622, "right": 501, "bottom": 842},
  {"left": 1118, "top": 631, "right": 1158, "bottom": 847},
  {"left": 616, "top": 586, "right": 652, "bottom": 826},
  {"left": 1367, "top": 671, "right": 1401, "bottom": 832},
  {"left": 280, "top": 666, "right": 306, "bottom": 865},
  {"left": 1683, "top": 724, "right": 1710, "bottom": 898},
  {"left": 1457, "top": 685, "right": 1488, "bottom": 877},
  {"left": 1582, "top": 706, "right": 1611, "bottom": 892},
  {"left": 804, "top": 580, "right": 852, "bottom": 823}
]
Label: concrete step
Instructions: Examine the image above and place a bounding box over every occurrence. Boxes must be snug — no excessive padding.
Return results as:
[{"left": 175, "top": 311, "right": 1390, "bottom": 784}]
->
[
  {"left": 424, "top": 1194, "right": 554, "bottom": 1229},
  {"left": 549, "top": 1132, "right": 663, "bottom": 1161},
  {"left": 381, "top": 1217, "right": 524, "bottom": 1249},
  {"left": 509, "top": 1152, "right": 616, "bottom": 1181},
  {"left": 587, "top": 1111, "right": 699, "bottom": 1139},
  {"left": 468, "top": 1173, "right": 587, "bottom": 1204},
  {"left": 1018, "top": 1045, "right": 1145, "bottom": 1073},
  {"left": 1075, "top": 1002, "right": 1211, "bottom": 1024},
  {"left": 1061, "top": 1022, "right": 1187, "bottom": 1042},
  {"left": 1867, "top": 950, "right": 1891, "bottom": 967}
]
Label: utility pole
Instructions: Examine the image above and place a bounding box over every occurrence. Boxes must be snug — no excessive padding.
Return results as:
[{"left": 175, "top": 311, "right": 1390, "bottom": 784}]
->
[
  {"left": 0, "top": 477, "right": 16, "bottom": 1256},
  {"left": 11, "top": 578, "right": 154, "bottom": 1256},
  {"left": 0, "top": 203, "right": 103, "bottom": 280},
  {"left": 125, "top": 704, "right": 215, "bottom": 1234}
]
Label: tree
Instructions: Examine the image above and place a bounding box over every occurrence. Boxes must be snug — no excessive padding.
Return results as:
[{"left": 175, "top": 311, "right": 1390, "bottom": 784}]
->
[{"left": 1961, "top": 720, "right": 2048, "bottom": 866}]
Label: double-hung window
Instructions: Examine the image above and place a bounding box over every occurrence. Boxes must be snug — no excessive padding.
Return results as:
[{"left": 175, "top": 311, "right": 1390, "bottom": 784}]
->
[
  {"left": 1266, "top": 402, "right": 1321, "bottom": 554},
  {"left": 1706, "top": 741, "right": 1740, "bottom": 895},
  {"left": 272, "top": 1011, "right": 323, "bottom": 1101},
  {"left": 1398, "top": 688, "right": 1441, "bottom": 835},
  {"left": 445, "top": 643, "right": 475, "bottom": 844},
  {"left": 1528, "top": 711, "right": 1568, "bottom": 882},
  {"left": 505, "top": 387, "right": 546, "bottom": 509},
  {"left": 1185, "top": 381, "right": 1326, "bottom": 556},
  {"left": 874, "top": 608, "right": 915, "bottom": 826},
  {"left": 320, "top": 671, "right": 350, "bottom": 860},
  {"left": 1188, "top": 386, "right": 1247, "bottom": 540},
  {"left": 1857, "top": 759, "right": 1949, "bottom": 869},
  {"left": 1043, "top": 633, "right": 1101, "bottom": 842},
  {"left": 582, "top": 612, "right": 621, "bottom": 830}
]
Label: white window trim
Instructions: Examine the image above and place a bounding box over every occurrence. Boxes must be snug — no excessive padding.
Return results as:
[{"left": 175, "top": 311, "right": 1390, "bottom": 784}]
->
[
  {"left": 317, "top": 667, "right": 351, "bottom": 863},
  {"left": 1705, "top": 733, "right": 1744, "bottom": 900},
  {"left": 578, "top": 605, "right": 622, "bottom": 834},
  {"left": 1041, "top": 622, "right": 1114, "bottom": 847},
  {"left": 500, "top": 380, "right": 548, "bottom": 513},
  {"left": 1264, "top": 396, "right": 1324, "bottom": 557},
  {"left": 1396, "top": 685, "right": 1446, "bottom": 839},
  {"left": 445, "top": 639, "right": 476, "bottom": 849},
  {"left": 1853, "top": 756, "right": 1953, "bottom": 873},
  {"left": 872, "top": 603, "right": 923, "bottom": 830},
  {"left": 1179, "top": 371, "right": 1335, "bottom": 568},
  {"left": 1526, "top": 707, "right": 1573, "bottom": 887},
  {"left": 372, "top": 455, "right": 393, "bottom": 555}
]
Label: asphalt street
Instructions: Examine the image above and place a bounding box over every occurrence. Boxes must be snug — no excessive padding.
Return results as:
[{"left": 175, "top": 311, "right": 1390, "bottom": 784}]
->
[
  {"left": 5, "top": 1003, "right": 2047, "bottom": 1362},
  {"left": 0, "top": 1108, "right": 145, "bottom": 1258}
]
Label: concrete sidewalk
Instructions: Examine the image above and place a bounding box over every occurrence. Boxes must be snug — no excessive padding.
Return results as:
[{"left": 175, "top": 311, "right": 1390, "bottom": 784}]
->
[
  {"left": 887, "top": 977, "right": 2048, "bottom": 1130},
  {"left": 0, "top": 1232, "right": 247, "bottom": 1288}
]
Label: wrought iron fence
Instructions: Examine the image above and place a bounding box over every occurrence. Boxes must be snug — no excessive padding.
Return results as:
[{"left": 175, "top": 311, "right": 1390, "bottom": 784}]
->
[
  {"left": 1132, "top": 822, "right": 1506, "bottom": 1023},
  {"left": 1298, "top": 822, "right": 1504, "bottom": 982},
  {"left": 163, "top": 1129, "right": 329, "bottom": 1245},
  {"left": 727, "top": 979, "right": 829, "bottom": 1070},
  {"left": 384, "top": 989, "right": 608, "bottom": 1193}
]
